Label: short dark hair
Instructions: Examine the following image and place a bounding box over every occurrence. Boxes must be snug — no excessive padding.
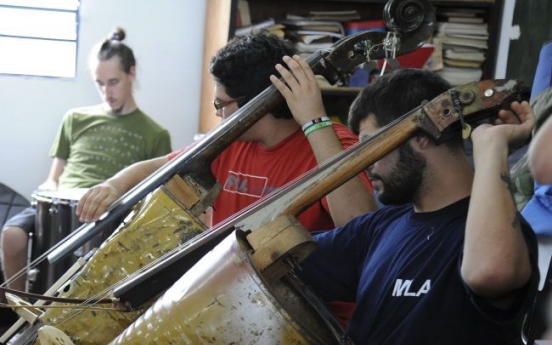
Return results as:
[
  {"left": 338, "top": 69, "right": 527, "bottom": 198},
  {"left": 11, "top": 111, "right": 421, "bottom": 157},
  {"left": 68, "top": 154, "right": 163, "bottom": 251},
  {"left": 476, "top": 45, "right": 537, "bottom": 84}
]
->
[
  {"left": 348, "top": 69, "right": 463, "bottom": 151},
  {"left": 93, "top": 26, "right": 136, "bottom": 74},
  {"left": 209, "top": 31, "right": 296, "bottom": 119}
]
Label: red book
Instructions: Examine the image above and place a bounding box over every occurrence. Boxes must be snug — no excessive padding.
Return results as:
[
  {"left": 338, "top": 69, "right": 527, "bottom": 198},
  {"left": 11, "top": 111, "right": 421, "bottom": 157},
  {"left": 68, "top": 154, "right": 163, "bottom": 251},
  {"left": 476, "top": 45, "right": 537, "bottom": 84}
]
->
[
  {"left": 344, "top": 20, "right": 386, "bottom": 35},
  {"left": 377, "top": 45, "right": 435, "bottom": 69}
]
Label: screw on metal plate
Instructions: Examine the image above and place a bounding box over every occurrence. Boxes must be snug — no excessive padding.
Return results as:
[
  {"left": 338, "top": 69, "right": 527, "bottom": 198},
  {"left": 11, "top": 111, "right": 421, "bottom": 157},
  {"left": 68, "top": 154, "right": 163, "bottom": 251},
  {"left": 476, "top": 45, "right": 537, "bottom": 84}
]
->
[{"left": 484, "top": 88, "right": 495, "bottom": 98}]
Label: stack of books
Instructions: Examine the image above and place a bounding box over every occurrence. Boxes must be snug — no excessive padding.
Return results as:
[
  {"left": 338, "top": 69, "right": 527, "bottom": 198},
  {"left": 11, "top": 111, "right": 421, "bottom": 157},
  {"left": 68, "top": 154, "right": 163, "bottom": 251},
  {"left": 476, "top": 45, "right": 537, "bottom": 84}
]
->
[
  {"left": 234, "top": 3, "right": 349, "bottom": 56},
  {"left": 280, "top": 16, "right": 345, "bottom": 55},
  {"left": 234, "top": 17, "right": 286, "bottom": 39},
  {"left": 433, "top": 8, "right": 488, "bottom": 85},
  {"left": 234, "top": 0, "right": 285, "bottom": 38}
]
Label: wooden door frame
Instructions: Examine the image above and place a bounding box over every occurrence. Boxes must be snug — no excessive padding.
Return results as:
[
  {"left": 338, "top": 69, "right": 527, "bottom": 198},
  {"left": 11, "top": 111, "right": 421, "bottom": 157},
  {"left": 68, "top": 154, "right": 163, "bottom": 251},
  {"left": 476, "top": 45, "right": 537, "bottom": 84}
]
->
[{"left": 198, "top": 0, "right": 236, "bottom": 133}]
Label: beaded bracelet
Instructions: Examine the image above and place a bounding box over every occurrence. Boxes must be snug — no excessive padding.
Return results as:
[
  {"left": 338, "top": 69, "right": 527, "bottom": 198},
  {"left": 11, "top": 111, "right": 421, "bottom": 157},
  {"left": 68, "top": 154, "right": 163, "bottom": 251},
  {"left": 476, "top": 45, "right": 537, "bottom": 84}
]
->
[
  {"left": 301, "top": 116, "right": 331, "bottom": 132},
  {"left": 304, "top": 120, "right": 332, "bottom": 136}
]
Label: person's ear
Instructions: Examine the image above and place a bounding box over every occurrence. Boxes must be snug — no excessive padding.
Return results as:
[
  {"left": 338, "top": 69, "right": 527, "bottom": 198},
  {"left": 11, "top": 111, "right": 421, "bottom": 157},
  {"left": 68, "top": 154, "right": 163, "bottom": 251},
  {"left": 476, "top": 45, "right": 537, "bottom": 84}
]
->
[{"left": 128, "top": 65, "right": 136, "bottom": 81}]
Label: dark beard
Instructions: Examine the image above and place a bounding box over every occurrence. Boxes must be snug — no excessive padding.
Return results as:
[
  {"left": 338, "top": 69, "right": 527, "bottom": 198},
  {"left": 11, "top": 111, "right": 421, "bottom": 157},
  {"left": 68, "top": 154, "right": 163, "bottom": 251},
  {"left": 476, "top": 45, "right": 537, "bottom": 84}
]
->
[
  {"left": 375, "top": 143, "right": 426, "bottom": 205},
  {"left": 108, "top": 106, "right": 123, "bottom": 115}
]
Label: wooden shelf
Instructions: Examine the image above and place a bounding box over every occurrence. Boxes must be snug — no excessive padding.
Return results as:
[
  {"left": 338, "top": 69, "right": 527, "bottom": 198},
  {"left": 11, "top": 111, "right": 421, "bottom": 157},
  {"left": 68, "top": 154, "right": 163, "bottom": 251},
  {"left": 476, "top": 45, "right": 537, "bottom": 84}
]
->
[
  {"left": 245, "top": 0, "right": 385, "bottom": 23},
  {"left": 235, "top": 0, "right": 502, "bottom": 80},
  {"left": 199, "top": 0, "right": 503, "bottom": 132}
]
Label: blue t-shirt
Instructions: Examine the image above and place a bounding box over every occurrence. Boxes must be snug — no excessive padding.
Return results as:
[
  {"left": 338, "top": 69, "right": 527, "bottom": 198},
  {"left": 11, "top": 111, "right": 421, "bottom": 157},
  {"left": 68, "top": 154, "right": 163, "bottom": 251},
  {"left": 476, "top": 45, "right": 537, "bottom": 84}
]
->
[{"left": 300, "top": 197, "right": 539, "bottom": 345}]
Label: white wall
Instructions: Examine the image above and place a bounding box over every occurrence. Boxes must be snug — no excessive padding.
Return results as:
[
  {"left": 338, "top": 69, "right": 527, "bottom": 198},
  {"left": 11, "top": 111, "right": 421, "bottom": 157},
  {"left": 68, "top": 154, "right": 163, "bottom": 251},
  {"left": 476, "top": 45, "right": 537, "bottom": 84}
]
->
[
  {"left": 0, "top": 0, "right": 207, "bottom": 199},
  {"left": 495, "top": 0, "right": 515, "bottom": 78}
]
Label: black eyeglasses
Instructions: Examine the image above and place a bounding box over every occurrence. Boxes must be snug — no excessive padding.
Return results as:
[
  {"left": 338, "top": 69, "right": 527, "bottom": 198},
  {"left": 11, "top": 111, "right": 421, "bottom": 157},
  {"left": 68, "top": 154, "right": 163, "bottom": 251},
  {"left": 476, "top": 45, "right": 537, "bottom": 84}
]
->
[{"left": 213, "top": 96, "right": 245, "bottom": 111}]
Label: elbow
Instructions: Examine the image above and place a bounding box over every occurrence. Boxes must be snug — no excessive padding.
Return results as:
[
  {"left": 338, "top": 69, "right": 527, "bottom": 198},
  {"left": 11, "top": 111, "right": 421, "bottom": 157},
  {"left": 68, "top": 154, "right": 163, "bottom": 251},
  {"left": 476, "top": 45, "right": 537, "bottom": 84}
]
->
[{"left": 461, "top": 262, "right": 531, "bottom": 298}]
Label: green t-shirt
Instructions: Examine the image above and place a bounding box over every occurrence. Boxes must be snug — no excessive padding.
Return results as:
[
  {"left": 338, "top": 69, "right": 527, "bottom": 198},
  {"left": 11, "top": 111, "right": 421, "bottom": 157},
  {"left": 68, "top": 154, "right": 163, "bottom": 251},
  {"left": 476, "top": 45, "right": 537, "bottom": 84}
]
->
[{"left": 50, "top": 105, "right": 172, "bottom": 188}]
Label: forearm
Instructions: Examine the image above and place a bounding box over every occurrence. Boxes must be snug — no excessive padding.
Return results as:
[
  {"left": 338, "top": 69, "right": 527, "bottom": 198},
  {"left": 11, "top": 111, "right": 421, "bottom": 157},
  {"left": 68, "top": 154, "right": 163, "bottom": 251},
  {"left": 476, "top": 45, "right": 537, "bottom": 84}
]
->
[
  {"left": 77, "top": 156, "right": 170, "bottom": 223},
  {"left": 269, "top": 54, "right": 377, "bottom": 224},
  {"left": 306, "top": 126, "right": 377, "bottom": 226},
  {"left": 462, "top": 139, "right": 531, "bottom": 296},
  {"left": 107, "top": 156, "right": 167, "bottom": 194},
  {"left": 41, "top": 157, "right": 66, "bottom": 188}
]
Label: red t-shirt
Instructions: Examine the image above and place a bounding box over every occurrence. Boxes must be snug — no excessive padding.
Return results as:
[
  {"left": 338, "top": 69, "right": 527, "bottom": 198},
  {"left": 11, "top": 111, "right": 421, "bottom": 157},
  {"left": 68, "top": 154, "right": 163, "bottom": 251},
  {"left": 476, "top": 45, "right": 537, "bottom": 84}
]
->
[
  {"left": 169, "top": 123, "right": 370, "bottom": 328},
  {"left": 168, "top": 123, "right": 372, "bottom": 232}
]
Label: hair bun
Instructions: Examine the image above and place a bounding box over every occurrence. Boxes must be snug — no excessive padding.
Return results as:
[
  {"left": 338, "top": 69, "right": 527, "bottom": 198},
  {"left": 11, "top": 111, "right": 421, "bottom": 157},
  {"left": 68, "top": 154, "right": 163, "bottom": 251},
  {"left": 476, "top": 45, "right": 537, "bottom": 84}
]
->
[{"left": 110, "top": 26, "right": 126, "bottom": 41}]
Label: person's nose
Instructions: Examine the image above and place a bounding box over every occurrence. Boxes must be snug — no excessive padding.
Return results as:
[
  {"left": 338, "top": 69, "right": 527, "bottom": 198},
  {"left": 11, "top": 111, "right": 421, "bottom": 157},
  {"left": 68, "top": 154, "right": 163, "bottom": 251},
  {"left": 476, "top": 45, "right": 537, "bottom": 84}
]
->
[
  {"left": 106, "top": 85, "right": 114, "bottom": 97},
  {"left": 100, "top": 85, "right": 113, "bottom": 99}
]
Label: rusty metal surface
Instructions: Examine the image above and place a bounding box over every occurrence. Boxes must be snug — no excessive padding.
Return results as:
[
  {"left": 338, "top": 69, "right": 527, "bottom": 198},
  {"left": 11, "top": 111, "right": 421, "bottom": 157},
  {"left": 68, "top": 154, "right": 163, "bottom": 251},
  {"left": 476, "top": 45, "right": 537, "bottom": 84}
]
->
[
  {"left": 35, "top": 187, "right": 207, "bottom": 345},
  {"left": 109, "top": 232, "right": 339, "bottom": 345}
]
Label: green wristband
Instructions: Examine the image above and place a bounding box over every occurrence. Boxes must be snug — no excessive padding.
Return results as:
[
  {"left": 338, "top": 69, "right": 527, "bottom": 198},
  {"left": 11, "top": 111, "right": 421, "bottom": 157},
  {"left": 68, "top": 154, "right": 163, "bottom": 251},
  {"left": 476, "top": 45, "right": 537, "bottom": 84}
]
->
[{"left": 304, "top": 120, "right": 332, "bottom": 136}]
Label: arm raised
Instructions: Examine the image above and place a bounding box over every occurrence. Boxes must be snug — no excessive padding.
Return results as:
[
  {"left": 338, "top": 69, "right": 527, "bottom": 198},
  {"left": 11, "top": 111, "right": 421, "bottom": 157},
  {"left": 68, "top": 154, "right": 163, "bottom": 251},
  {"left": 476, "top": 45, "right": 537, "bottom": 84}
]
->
[
  {"left": 462, "top": 101, "right": 536, "bottom": 301},
  {"left": 271, "top": 55, "right": 378, "bottom": 226}
]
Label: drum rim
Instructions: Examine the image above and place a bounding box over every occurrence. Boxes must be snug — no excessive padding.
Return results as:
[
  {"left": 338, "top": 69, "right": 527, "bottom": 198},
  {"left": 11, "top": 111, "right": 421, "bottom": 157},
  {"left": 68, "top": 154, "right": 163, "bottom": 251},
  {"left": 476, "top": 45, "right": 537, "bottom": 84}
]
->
[{"left": 31, "top": 188, "right": 89, "bottom": 203}]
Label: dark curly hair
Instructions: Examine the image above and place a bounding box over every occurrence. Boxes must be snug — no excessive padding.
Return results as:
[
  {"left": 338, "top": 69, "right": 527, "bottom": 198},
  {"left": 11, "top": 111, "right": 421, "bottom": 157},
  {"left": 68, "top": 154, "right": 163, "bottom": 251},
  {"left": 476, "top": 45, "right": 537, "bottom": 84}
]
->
[
  {"left": 209, "top": 31, "right": 296, "bottom": 119},
  {"left": 348, "top": 68, "right": 464, "bottom": 152}
]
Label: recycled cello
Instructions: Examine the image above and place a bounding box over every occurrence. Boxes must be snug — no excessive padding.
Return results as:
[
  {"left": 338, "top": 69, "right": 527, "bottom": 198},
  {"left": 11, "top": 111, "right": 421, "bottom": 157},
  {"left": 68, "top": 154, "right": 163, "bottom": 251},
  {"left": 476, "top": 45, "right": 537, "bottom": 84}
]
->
[
  {"left": 1, "top": 0, "right": 444, "bottom": 343},
  {"left": 102, "top": 79, "right": 526, "bottom": 345}
]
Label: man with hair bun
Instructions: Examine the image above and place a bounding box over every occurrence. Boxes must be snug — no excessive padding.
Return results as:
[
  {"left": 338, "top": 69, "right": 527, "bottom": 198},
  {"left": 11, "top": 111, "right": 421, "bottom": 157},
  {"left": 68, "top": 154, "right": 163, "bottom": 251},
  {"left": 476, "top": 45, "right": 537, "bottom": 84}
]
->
[{"left": 0, "top": 27, "right": 172, "bottom": 303}]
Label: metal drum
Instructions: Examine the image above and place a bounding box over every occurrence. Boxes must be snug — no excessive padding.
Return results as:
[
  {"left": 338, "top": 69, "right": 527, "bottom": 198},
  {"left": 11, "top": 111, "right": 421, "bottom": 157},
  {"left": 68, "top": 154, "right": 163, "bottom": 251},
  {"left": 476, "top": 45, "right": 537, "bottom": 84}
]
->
[
  {"left": 30, "top": 188, "right": 88, "bottom": 294},
  {"left": 110, "top": 231, "right": 345, "bottom": 345}
]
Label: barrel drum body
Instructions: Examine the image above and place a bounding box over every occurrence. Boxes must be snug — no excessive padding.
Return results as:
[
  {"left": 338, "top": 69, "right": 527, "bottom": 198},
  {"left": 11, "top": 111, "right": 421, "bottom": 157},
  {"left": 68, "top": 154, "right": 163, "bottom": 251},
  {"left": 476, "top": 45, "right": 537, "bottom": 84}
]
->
[
  {"left": 110, "top": 231, "right": 341, "bottom": 345},
  {"left": 31, "top": 189, "right": 88, "bottom": 294}
]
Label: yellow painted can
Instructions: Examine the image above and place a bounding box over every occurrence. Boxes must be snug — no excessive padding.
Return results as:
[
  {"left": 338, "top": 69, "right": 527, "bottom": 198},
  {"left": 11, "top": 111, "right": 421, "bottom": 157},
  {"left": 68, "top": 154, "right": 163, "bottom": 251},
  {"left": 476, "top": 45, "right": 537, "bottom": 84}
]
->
[
  {"left": 37, "top": 186, "right": 207, "bottom": 345},
  {"left": 109, "top": 231, "right": 342, "bottom": 345}
]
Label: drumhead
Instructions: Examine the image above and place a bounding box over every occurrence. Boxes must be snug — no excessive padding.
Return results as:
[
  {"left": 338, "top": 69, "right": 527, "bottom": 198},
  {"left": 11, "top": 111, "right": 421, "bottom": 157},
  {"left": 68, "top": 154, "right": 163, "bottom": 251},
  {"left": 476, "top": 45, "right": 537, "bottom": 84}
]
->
[{"left": 32, "top": 188, "right": 88, "bottom": 203}]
